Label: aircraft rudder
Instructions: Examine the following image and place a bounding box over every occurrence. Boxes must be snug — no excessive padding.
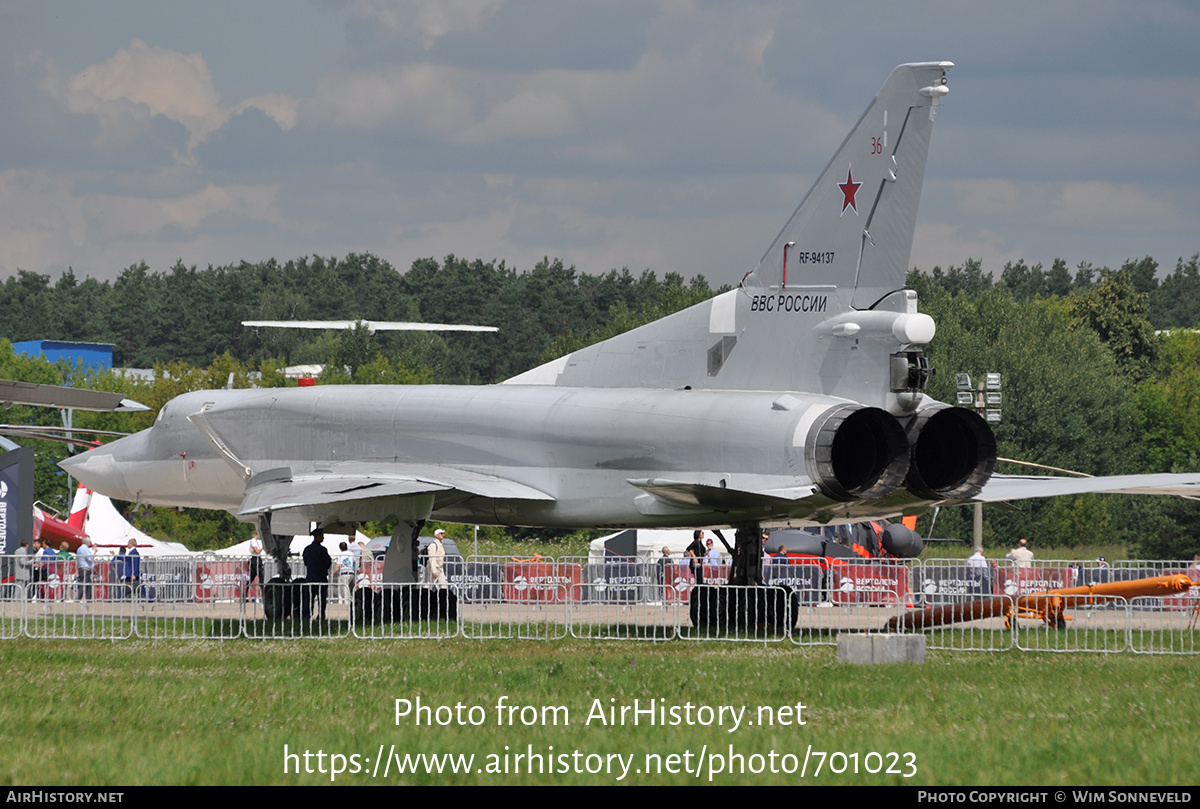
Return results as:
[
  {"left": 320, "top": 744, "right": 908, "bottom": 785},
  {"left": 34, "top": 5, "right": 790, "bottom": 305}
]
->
[
  {"left": 744, "top": 61, "right": 953, "bottom": 308},
  {"left": 501, "top": 63, "right": 954, "bottom": 393}
]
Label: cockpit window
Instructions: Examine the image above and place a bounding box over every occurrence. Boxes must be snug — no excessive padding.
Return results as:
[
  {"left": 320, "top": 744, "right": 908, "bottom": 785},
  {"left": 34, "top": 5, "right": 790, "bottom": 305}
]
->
[{"left": 156, "top": 404, "right": 167, "bottom": 424}]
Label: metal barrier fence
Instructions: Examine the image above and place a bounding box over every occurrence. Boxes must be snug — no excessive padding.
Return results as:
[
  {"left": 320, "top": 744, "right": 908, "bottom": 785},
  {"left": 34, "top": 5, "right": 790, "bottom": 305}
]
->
[
  {"left": 352, "top": 583, "right": 458, "bottom": 640},
  {"left": 461, "top": 588, "right": 571, "bottom": 642},
  {"left": 243, "top": 581, "right": 352, "bottom": 640},
  {"left": 789, "top": 589, "right": 907, "bottom": 647},
  {"left": 1117, "top": 561, "right": 1200, "bottom": 655},
  {"left": 1012, "top": 595, "right": 1130, "bottom": 654},
  {"left": 21, "top": 585, "right": 136, "bottom": 640},
  {"left": 568, "top": 582, "right": 681, "bottom": 642},
  {"left": 0, "top": 553, "right": 1196, "bottom": 653},
  {"left": 918, "top": 598, "right": 1017, "bottom": 653},
  {"left": 677, "top": 585, "right": 791, "bottom": 644}
]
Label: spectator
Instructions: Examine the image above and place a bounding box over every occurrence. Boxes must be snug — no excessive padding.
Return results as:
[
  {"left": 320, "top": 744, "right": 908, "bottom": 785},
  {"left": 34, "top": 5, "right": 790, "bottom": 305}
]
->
[
  {"left": 427, "top": 529, "right": 447, "bottom": 587},
  {"left": 14, "top": 539, "right": 33, "bottom": 601},
  {"left": 967, "top": 548, "right": 991, "bottom": 593},
  {"left": 122, "top": 539, "right": 141, "bottom": 600},
  {"left": 302, "top": 530, "right": 332, "bottom": 620},
  {"left": 75, "top": 538, "right": 94, "bottom": 604},
  {"left": 705, "top": 538, "right": 721, "bottom": 563},
  {"left": 1006, "top": 538, "right": 1034, "bottom": 568},
  {"left": 686, "top": 531, "right": 706, "bottom": 585}
]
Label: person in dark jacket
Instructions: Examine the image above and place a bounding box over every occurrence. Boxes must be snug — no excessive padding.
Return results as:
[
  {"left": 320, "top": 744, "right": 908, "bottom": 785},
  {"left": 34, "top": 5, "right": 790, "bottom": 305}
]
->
[{"left": 303, "top": 529, "right": 332, "bottom": 620}]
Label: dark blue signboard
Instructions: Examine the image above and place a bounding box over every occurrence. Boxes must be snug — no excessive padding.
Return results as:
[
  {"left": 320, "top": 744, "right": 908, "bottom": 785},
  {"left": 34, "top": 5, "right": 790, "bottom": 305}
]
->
[
  {"left": 0, "top": 448, "right": 34, "bottom": 554},
  {"left": 765, "top": 560, "right": 824, "bottom": 604},
  {"left": 916, "top": 565, "right": 989, "bottom": 605},
  {"left": 580, "top": 562, "right": 655, "bottom": 604},
  {"left": 445, "top": 561, "right": 504, "bottom": 602}
]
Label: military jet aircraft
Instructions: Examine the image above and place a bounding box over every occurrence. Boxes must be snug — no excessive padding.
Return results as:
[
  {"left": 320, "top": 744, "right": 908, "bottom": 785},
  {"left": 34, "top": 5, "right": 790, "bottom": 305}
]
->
[{"left": 61, "top": 62, "right": 1200, "bottom": 590}]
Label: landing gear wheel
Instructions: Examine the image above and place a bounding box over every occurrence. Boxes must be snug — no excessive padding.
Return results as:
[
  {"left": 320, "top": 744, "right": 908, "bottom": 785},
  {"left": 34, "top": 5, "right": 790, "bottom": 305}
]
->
[{"left": 262, "top": 576, "right": 287, "bottom": 620}]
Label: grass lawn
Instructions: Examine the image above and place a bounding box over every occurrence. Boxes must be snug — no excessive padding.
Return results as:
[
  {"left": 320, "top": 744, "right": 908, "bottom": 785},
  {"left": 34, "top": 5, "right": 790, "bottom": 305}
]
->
[{"left": 3, "top": 637, "right": 1196, "bottom": 786}]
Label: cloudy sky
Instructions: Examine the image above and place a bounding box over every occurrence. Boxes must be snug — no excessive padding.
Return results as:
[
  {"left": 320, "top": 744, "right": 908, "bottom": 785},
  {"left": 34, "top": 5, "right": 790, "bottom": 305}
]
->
[{"left": 2, "top": 0, "right": 1197, "bottom": 290}]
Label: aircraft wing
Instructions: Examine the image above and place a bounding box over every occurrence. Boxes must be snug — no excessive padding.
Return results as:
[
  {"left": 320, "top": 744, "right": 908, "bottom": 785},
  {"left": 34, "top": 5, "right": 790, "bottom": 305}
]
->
[
  {"left": 0, "top": 380, "right": 149, "bottom": 412},
  {"left": 973, "top": 473, "right": 1200, "bottom": 504},
  {"left": 237, "top": 463, "right": 555, "bottom": 517},
  {"left": 242, "top": 320, "right": 497, "bottom": 333}
]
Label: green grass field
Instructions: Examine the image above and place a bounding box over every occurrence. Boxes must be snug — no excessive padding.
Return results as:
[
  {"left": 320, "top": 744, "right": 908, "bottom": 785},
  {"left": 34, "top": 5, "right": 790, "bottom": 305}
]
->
[{"left": 3, "top": 637, "right": 1197, "bottom": 786}]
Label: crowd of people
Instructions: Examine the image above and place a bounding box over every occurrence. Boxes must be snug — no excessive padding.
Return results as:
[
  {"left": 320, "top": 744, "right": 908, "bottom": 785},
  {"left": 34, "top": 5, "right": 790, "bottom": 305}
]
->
[{"left": 10, "top": 537, "right": 142, "bottom": 604}]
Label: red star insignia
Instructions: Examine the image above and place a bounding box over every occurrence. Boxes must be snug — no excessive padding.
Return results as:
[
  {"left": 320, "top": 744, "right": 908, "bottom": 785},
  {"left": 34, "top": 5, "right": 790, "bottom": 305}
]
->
[{"left": 838, "top": 165, "right": 862, "bottom": 215}]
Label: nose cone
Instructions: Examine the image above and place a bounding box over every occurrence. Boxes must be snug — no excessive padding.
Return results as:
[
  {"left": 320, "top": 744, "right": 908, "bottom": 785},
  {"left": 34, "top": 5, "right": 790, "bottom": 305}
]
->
[{"left": 60, "top": 431, "right": 149, "bottom": 502}]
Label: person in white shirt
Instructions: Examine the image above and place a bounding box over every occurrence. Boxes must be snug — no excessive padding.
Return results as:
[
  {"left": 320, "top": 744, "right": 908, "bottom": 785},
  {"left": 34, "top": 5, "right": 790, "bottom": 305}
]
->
[
  {"left": 247, "top": 534, "right": 264, "bottom": 601},
  {"left": 967, "top": 548, "right": 992, "bottom": 593},
  {"left": 1006, "top": 538, "right": 1034, "bottom": 568},
  {"left": 427, "top": 529, "right": 447, "bottom": 587}
]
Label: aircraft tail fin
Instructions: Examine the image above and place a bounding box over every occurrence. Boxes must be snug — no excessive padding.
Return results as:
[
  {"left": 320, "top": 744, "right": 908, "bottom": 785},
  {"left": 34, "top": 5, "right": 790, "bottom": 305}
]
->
[
  {"left": 67, "top": 483, "right": 92, "bottom": 530},
  {"left": 504, "top": 62, "right": 952, "bottom": 396},
  {"left": 742, "top": 61, "right": 952, "bottom": 309}
]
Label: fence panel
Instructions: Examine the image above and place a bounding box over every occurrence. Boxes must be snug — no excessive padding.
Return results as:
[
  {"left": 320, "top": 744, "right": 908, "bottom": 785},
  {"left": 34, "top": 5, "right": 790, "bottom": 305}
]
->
[
  {"left": 0, "top": 554, "right": 32, "bottom": 639},
  {"left": 789, "top": 589, "right": 905, "bottom": 646},
  {"left": 567, "top": 581, "right": 678, "bottom": 641},
  {"left": 351, "top": 583, "right": 460, "bottom": 640},
  {"left": 1013, "top": 595, "right": 1129, "bottom": 653},
  {"left": 243, "top": 580, "right": 351, "bottom": 640},
  {"left": 829, "top": 562, "right": 914, "bottom": 607},
  {"left": 23, "top": 585, "right": 135, "bottom": 640},
  {"left": 678, "top": 584, "right": 791, "bottom": 644},
  {"left": 459, "top": 586, "right": 570, "bottom": 641},
  {"left": 444, "top": 558, "right": 507, "bottom": 603},
  {"left": 0, "top": 588, "right": 22, "bottom": 639},
  {"left": 994, "top": 560, "right": 1072, "bottom": 598},
  {"left": 1125, "top": 563, "right": 1200, "bottom": 654},
  {"left": 891, "top": 594, "right": 1016, "bottom": 652},
  {"left": 134, "top": 595, "right": 244, "bottom": 640},
  {"left": 915, "top": 559, "right": 997, "bottom": 604},
  {"left": 141, "top": 556, "right": 198, "bottom": 603}
]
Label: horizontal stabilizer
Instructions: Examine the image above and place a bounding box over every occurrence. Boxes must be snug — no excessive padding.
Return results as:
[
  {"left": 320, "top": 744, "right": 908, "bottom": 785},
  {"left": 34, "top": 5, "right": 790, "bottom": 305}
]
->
[
  {"left": 628, "top": 478, "right": 815, "bottom": 516},
  {"left": 973, "top": 473, "right": 1200, "bottom": 504},
  {"left": 0, "top": 380, "right": 149, "bottom": 412}
]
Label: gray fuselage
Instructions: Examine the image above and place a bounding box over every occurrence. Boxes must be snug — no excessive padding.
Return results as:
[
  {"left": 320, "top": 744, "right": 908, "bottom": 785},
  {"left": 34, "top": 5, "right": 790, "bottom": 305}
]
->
[{"left": 64, "top": 384, "right": 925, "bottom": 530}]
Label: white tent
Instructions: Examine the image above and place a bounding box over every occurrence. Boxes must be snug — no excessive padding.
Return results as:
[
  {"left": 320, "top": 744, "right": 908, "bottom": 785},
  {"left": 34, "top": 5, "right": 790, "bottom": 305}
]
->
[
  {"left": 588, "top": 528, "right": 731, "bottom": 564},
  {"left": 215, "top": 529, "right": 369, "bottom": 557},
  {"left": 81, "top": 493, "right": 191, "bottom": 556}
]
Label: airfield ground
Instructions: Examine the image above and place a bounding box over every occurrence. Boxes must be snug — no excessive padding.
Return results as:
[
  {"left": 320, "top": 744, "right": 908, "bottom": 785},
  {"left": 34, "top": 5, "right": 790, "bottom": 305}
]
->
[{"left": 5, "top": 638, "right": 1196, "bottom": 786}]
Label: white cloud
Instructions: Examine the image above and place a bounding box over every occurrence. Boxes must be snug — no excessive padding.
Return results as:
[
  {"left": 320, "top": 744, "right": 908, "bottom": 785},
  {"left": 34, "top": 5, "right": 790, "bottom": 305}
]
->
[
  {"left": 65, "top": 39, "right": 226, "bottom": 149},
  {"left": 459, "top": 89, "right": 578, "bottom": 142},
  {"left": 234, "top": 93, "right": 300, "bottom": 132},
  {"left": 1050, "top": 181, "right": 1174, "bottom": 227},
  {"left": 349, "top": 0, "right": 506, "bottom": 48},
  {"left": 302, "top": 64, "right": 475, "bottom": 133},
  {"left": 0, "top": 169, "right": 288, "bottom": 278},
  {"left": 950, "top": 179, "right": 1022, "bottom": 217},
  {"left": 0, "top": 171, "right": 90, "bottom": 271},
  {"left": 5, "top": 2, "right": 1198, "bottom": 288},
  {"left": 912, "top": 221, "right": 1025, "bottom": 276}
]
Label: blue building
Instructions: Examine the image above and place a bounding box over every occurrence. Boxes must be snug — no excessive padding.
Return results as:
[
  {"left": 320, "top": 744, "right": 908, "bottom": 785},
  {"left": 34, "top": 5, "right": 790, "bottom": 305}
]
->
[{"left": 11, "top": 340, "right": 114, "bottom": 373}]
